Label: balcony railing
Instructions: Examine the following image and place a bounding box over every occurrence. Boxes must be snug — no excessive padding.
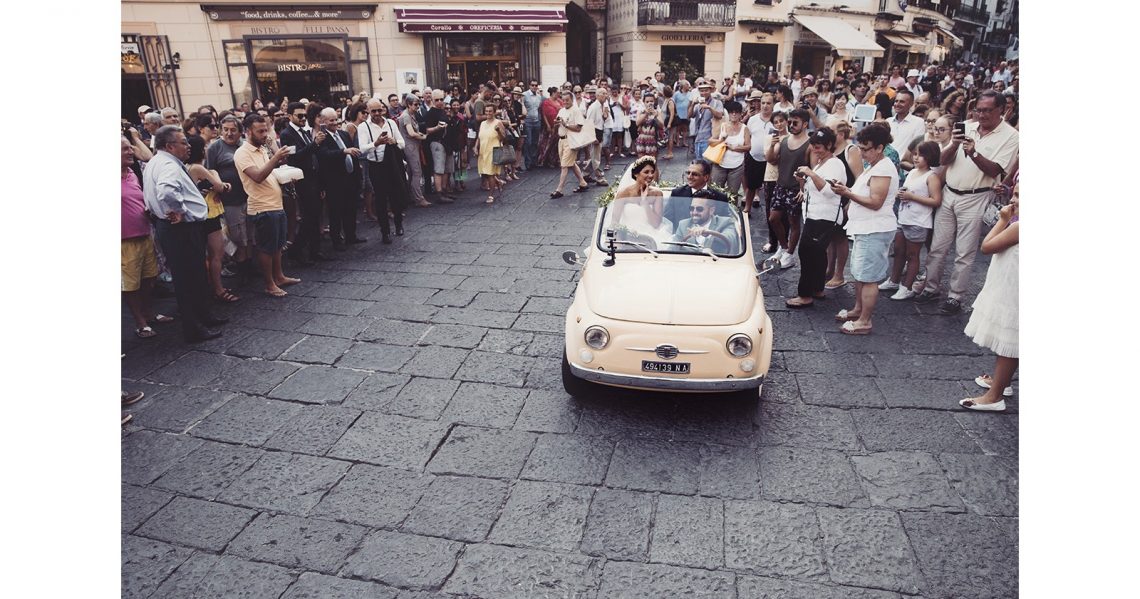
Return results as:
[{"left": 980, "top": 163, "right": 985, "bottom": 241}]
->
[
  {"left": 637, "top": 0, "right": 736, "bottom": 29},
  {"left": 954, "top": 3, "right": 989, "bottom": 24}
]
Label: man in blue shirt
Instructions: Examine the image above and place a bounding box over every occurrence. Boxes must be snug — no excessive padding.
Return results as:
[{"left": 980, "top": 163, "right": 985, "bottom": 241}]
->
[
  {"left": 689, "top": 81, "right": 724, "bottom": 158},
  {"left": 522, "top": 80, "right": 544, "bottom": 170},
  {"left": 142, "top": 125, "right": 228, "bottom": 342}
]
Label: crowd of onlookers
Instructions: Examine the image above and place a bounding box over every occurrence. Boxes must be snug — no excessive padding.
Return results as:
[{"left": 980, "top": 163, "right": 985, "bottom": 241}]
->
[{"left": 121, "top": 57, "right": 1018, "bottom": 415}]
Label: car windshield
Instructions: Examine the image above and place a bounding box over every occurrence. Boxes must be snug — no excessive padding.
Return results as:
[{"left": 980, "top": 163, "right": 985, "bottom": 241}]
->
[{"left": 596, "top": 189, "right": 746, "bottom": 258}]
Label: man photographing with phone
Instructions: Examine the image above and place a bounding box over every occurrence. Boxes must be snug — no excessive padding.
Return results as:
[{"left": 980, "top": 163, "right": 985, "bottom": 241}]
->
[{"left": 915, "top": 90, "right": 1019, "bottom": 314}]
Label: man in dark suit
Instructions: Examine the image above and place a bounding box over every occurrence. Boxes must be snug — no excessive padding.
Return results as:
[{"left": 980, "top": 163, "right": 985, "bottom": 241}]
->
[
  {"left": 662, "top": 159, "right": 731, "bottom": 228},
  {"left": 672, "top": 196, "right": 740, "bottom": 254},
  {"left": 315, "top": 107, "right": 365, "bottom": 250},
  {"left": 278, "top": 101, "right": 327, "bottom": 264}
]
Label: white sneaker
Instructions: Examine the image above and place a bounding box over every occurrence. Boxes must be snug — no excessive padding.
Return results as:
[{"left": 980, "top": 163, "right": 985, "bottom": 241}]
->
[
  {"left": 890, "top": 287, "right": 915, "bottom": 301},
  {"left": 878, "top": 280, "right": 899, "bottom": 291},
  {"left": 779, "top": 251, "right": 797, "bottom": 269}
]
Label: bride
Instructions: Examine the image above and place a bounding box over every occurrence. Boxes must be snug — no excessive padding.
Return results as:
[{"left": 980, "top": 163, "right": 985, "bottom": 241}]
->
[{"left": 609, "top": 156, "right": 674, "bottom": 244}]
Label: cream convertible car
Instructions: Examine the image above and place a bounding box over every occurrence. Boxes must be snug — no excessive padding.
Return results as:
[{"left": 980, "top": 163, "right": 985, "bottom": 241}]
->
[{"left": 561, "top": 186, "right": 774, "bottom": 399}]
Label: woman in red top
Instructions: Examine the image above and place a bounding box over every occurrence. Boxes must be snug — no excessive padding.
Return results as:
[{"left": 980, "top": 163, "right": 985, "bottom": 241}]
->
[{"left": 537, "top": 87, "right": 563, "bottom": 168}]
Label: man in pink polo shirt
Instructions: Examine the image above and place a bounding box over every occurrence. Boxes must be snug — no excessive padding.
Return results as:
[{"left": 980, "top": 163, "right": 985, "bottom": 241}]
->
[{"left": 121, "top": 136, "right": 171, "bottom": 338}]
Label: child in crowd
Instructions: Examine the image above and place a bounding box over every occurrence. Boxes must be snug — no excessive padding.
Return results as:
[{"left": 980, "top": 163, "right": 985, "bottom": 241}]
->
[{"left": 879, "top": 141, "right": 942, "bottom": 299}]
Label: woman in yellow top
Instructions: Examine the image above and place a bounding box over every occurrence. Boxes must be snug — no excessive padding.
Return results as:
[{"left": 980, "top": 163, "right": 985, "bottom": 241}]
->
[
  {"left": 475, "top": 103, "right": 507, "bottom": 204},
  {"left": 187, "top": 134, "right": 237, "bottom": 303}
]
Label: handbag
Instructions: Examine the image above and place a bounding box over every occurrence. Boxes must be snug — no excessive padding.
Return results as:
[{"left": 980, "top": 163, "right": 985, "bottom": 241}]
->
[
  {"left": 568, "top": 124, "right": 595, "bottom": 151},
  {"left": 702, "top": 143, "right": 727, "bottom": 165},
  {"left": 982, "top": 196, "right": 1003, "bottom": 227},
  {"left": 492, "top": 145, "right": 516, "bottom": 165}
]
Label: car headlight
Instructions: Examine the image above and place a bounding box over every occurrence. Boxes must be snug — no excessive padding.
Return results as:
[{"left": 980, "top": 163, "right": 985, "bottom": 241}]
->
[
  {"left": 727, "top": 334, "right": 753, "bottom": 357},
  {"left": 584, "top": 326, "right": 610, "bottom": 350}
]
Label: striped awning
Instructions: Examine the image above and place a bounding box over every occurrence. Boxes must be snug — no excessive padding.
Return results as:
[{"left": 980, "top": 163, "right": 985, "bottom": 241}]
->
[{"left": 394, "top": 6, "right": 568, "bottom": 33}]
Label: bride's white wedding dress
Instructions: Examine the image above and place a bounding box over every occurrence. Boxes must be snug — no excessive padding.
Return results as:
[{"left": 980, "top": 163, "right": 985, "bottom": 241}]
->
[{"left": 611, "top": 197, "right": 674, "bottom": 244}]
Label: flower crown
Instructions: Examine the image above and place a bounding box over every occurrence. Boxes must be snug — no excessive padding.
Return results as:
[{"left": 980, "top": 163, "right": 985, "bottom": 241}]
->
[{"left": 632, "top": 155, "right": 657, "bottom": 171}]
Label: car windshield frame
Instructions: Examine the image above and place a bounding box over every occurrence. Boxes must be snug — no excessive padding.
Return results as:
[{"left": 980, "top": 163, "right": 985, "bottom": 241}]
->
[{"left": 595, "top": 191, "right": 748, "bottom": 259}]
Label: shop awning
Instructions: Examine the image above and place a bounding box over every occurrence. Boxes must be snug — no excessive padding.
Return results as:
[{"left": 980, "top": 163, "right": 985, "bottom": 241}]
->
[
  {"left": 393, "top": 6, "right": 567, "bottom": 33},
  {"left": 880, "top": 31, "right": 927, "bottom": 52},
  {"left": 793, "top": 15, "right": 883, "bottom": 58},
  {"left": 935, "top": 26, "right": 964, "bottom": 47}
]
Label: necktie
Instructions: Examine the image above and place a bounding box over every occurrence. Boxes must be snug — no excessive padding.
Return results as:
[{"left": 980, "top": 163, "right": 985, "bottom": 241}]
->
[
  {"left": 300, "top": 129, "right": 317, "bottom": 170},
  {"left": 331, "top": 130, "right": 353, "bottom": 173}
]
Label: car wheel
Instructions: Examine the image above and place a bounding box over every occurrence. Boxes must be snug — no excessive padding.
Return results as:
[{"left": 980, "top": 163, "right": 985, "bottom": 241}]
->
[{"left": 561, "top": 350, "right": 593, "bottom": 397}]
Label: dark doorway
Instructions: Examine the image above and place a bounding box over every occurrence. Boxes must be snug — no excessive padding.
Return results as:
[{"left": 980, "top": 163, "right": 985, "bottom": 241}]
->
[
  {"left": 608, "top": 53, "right": 623, "bottom": 86},
  {"left": 660, "top": 45, "right": 705, "bottom": 76},
  {"left": 566, "top": 3, "right": 596, "bottom": 84},
  {"left": 122, "top": 75, "right": 151, "bottom": 123},
  {"left": 740, "top": 43, "right": 779, "bottom": 80},
  {"left": 791, "top": 47, "right": 829, "bottom": 78},
  {"left": 277, "top": 71, "right": 331, "bottom": 103}
]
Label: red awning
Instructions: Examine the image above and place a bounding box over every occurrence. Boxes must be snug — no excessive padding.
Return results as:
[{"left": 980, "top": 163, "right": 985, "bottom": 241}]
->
[{"left": 394, "top": 6, "right": 568, "bottom": 33}]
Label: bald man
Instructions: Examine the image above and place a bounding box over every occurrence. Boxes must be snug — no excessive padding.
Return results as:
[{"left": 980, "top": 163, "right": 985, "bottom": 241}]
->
[{"left": 315, "top": 107, "right": 365, "bottom": 249}]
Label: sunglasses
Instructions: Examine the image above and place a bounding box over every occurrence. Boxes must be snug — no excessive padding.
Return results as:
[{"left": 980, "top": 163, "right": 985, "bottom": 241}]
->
[{"left": 292, "top": 114, "right": 306, "bottom": 119}]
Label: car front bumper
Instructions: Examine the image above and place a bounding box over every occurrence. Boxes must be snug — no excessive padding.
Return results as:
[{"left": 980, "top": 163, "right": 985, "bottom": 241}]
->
[{"left": 569, "top": 363, "right": 764, "bottom": 392}]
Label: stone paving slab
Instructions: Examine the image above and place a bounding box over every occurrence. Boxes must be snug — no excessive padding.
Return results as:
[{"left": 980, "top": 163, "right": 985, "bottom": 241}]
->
[{"left": 122, "top": 154, "right": 1016, "bottom": 598}]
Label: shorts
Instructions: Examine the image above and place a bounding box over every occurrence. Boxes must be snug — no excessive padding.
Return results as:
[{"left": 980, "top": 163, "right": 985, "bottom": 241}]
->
[
  {"left": 445, "top": 151, "right": 457, "bottom": 174},
  {"left": 223, "top": 205, "right": 249, "bottom": 246},
  {"left": 430, "top": 141, "right": 446, "bottom": 175},
  {"left": 674, "top": 118, "right": 689, "bottom": 129},
  {"left": 204, "top": 215, "right": 223, "bottom": 234},
  {"left": 595, "top": 128, "right": 605, "bottom": 143},
  {"left": 559, "top": 138, "right": 577, "bottom": 168},
  {"left": 769, "top": 185, "right": 802, "bottom": 217},
  {"left": 250, "top": 210, "right": 288, "bottom": 255},
  {"left": 899, "top": 224, "right": 929, "bottom": 243},
  {"left": 744, "top": 153, "right": 766, "bottom": 190},
  {"left": 850, "top": 231, "right": 895, "bottom": 283},
  {"left": 602, "top": 128, "right": 613, "bottom": 146},
  {"left": 121, "top": 236, "right": 159, "bottom": 292}
]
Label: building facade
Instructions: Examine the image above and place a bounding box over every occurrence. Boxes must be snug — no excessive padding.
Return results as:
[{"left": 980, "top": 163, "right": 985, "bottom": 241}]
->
[{"left": 121, "top": 0, "right": 571, "bottom": 120}]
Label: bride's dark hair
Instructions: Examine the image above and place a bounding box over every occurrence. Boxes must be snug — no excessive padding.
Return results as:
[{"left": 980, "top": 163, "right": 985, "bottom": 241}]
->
[{"left": 631, "top": 155, "right": 657, "bottom": 176}]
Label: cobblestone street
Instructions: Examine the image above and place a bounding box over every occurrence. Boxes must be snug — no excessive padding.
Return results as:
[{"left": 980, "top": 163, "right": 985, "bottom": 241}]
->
[{"left": 121, "top": 154, "right": 1018, "bottom": 598}]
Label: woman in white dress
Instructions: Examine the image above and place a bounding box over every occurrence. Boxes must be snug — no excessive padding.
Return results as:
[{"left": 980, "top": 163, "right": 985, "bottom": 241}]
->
[
  {"left": 609, "top": 156, "right": 673, "bottom": 245},
  {"left": 960, "top": 184, "right": 1019, "bottom": 412}
]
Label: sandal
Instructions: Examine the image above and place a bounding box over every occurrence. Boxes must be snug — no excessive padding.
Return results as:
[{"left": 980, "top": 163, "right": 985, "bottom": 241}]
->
[
  {"left": 550, "top": 191, "right": 564, "bottom": 199},
  {"left": 214, "top": 290, "right": 241, "bottom": 303},
  {"left": 264, "top": 288, "right": 288, "bottom": 298},
  {"left": 135, "top": 326, "right": 157, "bottom": 339},
  {"left": 840, "top": 321, "right": 872, "bottom": 335},
  {"left": 835, "top": 309, "right": 860, "bottom": 322},
  {"left": 486, "top": 196, "right": 495, "bottom": 204},
  {"left": 824, "top": 279, "right": 847, "bottom": 289},
  {"left": 148, "top": 314, "right": 175, "bottom": 325},
  {"left": 277, "top": 277, "right": 301, "bottom": 287},
  {"left": 573, "top": 185, "right": 590, "bottom": 193}
]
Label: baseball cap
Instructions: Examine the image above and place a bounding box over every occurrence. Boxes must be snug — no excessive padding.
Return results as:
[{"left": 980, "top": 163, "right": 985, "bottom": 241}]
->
[{"left": 137, "top": 104, "right": 152, "bottom": 113}]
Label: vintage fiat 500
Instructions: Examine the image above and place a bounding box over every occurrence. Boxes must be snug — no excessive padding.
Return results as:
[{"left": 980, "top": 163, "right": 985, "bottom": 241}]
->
[{"left": 561, "top": 185, "right": 774, "bottom": 399}]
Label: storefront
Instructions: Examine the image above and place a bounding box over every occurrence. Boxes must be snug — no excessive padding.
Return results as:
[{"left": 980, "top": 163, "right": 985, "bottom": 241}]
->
[
  {"left": 789, "top": 14, "right": 882, "bottom": 78},
  {"left": 877, "top": 31, "right": 927, "bottom": 71},
  {"left": 392, "top": 5, "right": 568, "bottom": 91},
  {"left": 120, "top": 1, "right": 569, "bottom": 117},
  {"left": 606, "top": 31, "right": 727, "bottom": 86}
]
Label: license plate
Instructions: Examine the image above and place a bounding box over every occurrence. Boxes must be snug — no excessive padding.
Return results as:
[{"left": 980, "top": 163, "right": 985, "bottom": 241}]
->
[{"left": 641, "top": 361, "right": 690, "bottom": 374}]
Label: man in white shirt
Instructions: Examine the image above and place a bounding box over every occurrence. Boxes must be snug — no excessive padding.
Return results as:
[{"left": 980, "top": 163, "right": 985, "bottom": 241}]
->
[
  {"left": 357, "top": 99, "right": 407, "bottom": 242},
  {"left": 744, "top": 91, "right": 774, "bottom": 219},
  {"left": 904, "top": 69, "right": 923, "bottom": 96},
  {"left": 916, "top": 90, "right": 1018, "bottom": 313},
  {"left": 887, "top": 90, "right": 925, "bottom": 155},
  {"left": 584, "top": 86, "right": 611, "bottom": 185}
]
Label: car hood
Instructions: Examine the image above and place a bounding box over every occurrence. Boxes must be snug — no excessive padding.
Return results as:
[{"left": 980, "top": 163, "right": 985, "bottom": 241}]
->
[{"left": 584, "top": 258, "right": 757, "bottom": 325}]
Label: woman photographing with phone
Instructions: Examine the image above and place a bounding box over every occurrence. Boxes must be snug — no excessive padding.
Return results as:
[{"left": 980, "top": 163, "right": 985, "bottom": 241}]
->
[
  {"left": 786, "top": 127, "right": 845, "bottom": 308},
  {"left": 960, "top": 183, "right": 1019, "bottom": 411}
]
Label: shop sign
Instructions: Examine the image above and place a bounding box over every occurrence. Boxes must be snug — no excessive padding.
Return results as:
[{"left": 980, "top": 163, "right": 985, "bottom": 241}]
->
[
  {"left": 277, "top": 63, "right": 325, "bottom": 72},
  {"left": 232, "top": 23, "right": 360, "bottom": 36},
  {"left": 585, "top": 0, "right": 607, "bottom": 9},
  {"left": 121, "top": 42, "right": 140, "bottom": 55},
  {"left": 658, "top": 33, "right": 723, "bottom": 43},
  {"left": 398, "top": 23, "right": 565, "bottom": 33},
  {"left": 203, "top": 5, "right": 374, "bottom": 21}
]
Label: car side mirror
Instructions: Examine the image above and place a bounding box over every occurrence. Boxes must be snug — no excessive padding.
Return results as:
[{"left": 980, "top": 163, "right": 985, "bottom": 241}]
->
[
  {"left": 562, "top": 250, "right": 582, "bottom": 265},
  {"left": 755, "top": 260, "right": 777, "bottom": 278}
]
